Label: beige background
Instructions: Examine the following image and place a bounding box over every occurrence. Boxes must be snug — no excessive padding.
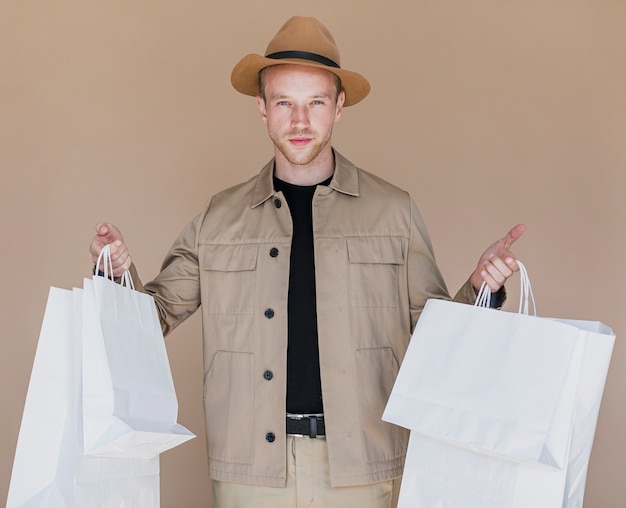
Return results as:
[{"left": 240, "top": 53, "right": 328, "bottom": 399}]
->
[{"left": 1, "top": 1, "right": 624, "bottom": 506}]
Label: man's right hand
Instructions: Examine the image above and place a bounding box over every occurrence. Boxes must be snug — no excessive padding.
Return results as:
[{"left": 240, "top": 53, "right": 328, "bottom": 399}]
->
[{"left": 90, "top": 222, "right": 132, "bottom": 277}]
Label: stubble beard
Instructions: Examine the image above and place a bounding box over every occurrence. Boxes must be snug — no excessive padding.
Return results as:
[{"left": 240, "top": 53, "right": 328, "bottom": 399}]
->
[{"left": 271, "top": 130, "right": 332, "bottom": 167}]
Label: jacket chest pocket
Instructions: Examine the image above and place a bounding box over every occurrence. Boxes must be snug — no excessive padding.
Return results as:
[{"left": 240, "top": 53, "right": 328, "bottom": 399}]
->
[
  {"left": 347, "top": 237, "right": 404, "bottom": 308},
  {"left": 201, "top": 244, "right": 258, "bottom": 315}
]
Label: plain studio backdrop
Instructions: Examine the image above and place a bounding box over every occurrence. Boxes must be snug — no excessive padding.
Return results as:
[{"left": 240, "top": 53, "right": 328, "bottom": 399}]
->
[{"left": 1, "top": 1, "right": 624, "bottom": 506}]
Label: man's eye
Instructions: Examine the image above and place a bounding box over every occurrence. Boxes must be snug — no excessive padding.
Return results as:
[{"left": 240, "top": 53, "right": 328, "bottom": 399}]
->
[{"left": 277, "top": 101, "right": 290, "bottom": 106}]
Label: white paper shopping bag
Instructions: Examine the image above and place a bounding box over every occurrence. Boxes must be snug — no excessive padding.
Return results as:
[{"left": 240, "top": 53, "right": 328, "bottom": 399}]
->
[
  {"left": 73, "top": 286, "right": 161, "bottom": 508},
  {"left": 7, "top": 287, "right": 160, "bottom": 508},
  {"left": 400, "top": 431, "right": 569, "bottom": 508},
  {"left": 383, "top": 262, "right": 615, "bottom": 508},
  {"left": 81, "top": 246, "right": 194, "bottom": 459},
  {"left": 385, "top": 298, "right": 586, "bottom": 467},
  {"left": 7, "top": 288, "right": 77, "bottom": 507}
]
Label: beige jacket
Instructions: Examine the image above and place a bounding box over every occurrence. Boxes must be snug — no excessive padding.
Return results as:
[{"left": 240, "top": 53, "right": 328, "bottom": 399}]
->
[{"left": 136, "top": 150, "right": 477, "bottom": 487}]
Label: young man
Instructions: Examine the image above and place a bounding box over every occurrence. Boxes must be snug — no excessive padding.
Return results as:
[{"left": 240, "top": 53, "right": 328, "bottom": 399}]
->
[{"left": 90, "top": 16, "right": 524, "bottom": 507}]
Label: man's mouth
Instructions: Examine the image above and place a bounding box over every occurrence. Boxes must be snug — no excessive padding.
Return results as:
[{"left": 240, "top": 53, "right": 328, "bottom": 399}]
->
[{"left": 289, "top": 137, "right": 312, "bottom": 147}]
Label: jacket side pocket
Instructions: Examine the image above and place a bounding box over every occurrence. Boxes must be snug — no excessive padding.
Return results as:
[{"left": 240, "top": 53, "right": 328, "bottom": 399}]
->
[{"left": 204, "top": 350, "right": 255, "bottom": 465}]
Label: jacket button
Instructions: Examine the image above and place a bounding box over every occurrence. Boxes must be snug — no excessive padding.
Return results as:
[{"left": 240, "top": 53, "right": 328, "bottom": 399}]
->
[
  {"left": 265, "top": 432, "right": 276, "bottom": 443},
  {"left": 264, "top": 308, "right": 275, "bottom": 319},
  {"left": 263, "top": 370, "right": 273, "bottom": 381},
  {"left": 269, "top": 247, "right": 279, "bottom": 258},
  {"left": 273, "top": 198, "right": 282, "bottom": 208}
]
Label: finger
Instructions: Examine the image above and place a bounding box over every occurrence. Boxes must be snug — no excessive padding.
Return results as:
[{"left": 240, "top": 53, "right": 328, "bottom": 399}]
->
[
  {"left": 108, "top": 239, "right": 123, "bottom": 255},
  {"left": 109, "top": 241, "right": 131, "bottom": 269},
  {"left": 112, "top": 254, "right": 132, "bottom": 277},
  {"left": 109, "top": 244, "right": 127, "bottom": 263},
  {"left": 111, "top": 249, "right": 129, "bottom": 267},
  {"left": 503, "top": 223, "right": 526, "bottom": 250},
  {"left": 485, "top": 256, "right": 514, "bottom": 281},
  {"left": 479, "top": 269, "right": 503, "bottom": 293},
  {"left": 95, "top": 222, "right": 109, "bottom": 236},
  {"left": 90, "top": 237, "right": 107, "bottom": 261}
]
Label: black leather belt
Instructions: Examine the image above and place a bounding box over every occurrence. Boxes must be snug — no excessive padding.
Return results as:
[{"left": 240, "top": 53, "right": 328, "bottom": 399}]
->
[{"left": 286, "top": 415, "right": 325, "bottom": 438}]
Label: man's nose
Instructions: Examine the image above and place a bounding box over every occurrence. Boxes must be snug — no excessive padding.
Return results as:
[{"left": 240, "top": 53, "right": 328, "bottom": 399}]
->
[{"left": 290, "top": 105, "right": 310, "bottom": 129}]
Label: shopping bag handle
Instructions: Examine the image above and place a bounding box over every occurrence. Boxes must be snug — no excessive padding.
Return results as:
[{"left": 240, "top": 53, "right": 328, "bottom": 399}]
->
[
  {"left": 475, "top": 260, "right": 535, "bottom": 316},
  {"left": 96, "top": 244, "right": 135, "bottom": 289}
]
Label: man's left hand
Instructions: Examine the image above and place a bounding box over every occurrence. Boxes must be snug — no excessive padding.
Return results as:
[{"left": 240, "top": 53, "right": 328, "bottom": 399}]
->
[{"left": 470, "top": 224, "right": 526, "bottom": 292}]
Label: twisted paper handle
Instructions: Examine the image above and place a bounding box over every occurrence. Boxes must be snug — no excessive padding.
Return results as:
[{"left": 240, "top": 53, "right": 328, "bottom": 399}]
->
[{"left": 96, "top": 244, "right": 134, "bottom": 289}]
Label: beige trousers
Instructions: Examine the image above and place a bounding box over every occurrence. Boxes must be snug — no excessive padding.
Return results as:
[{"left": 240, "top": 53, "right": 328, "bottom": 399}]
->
[{"left": 212, "top": 436, "right": 394, "bottom": 508}]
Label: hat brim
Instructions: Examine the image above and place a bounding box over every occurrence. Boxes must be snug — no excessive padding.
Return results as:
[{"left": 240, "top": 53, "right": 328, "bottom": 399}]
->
[{"left": 231, "top": 54, "right": 370, "bottom": 107}]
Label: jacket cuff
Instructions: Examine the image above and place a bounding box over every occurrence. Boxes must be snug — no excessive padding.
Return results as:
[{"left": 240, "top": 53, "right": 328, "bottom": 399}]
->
[{"left": 489, "top": 286, "right": 507, "bottom": 309}]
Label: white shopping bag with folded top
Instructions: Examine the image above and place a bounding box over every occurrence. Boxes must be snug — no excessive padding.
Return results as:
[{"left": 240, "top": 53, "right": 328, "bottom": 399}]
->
[
  {"left": 82, "top": 245, "right": 194, "bottom": 459},
  {"left": 7, "top": 286, "right": 160, "bottom": 508},
  {"left": 383, "top": 262, "right": 615, "bottom": 508}
]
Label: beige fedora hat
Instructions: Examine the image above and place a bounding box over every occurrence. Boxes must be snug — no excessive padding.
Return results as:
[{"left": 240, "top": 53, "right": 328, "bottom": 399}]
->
[{"left": 231, "top": 16, "right": 370, "bottom": 106}]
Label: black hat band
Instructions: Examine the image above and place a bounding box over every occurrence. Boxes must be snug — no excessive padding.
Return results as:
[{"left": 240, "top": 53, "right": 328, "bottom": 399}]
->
[{"left": 266, "top": 51, "right": 340, "bottom": 69}]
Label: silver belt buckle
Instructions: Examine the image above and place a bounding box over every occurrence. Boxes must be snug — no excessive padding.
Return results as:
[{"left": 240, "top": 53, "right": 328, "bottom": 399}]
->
[{"left": 287, "top": 413, "right": 322, "bottom": 438}]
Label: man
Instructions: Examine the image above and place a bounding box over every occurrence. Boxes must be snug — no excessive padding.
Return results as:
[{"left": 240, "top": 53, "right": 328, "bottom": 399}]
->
[{"left": 90, "top": 16, "right": 525, "bottom": 507}]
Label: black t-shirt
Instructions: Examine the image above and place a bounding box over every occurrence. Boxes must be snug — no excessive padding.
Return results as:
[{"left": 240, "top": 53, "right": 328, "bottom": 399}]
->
[{"left": 273, "top": 175, "right": 332, "bottom": 414}]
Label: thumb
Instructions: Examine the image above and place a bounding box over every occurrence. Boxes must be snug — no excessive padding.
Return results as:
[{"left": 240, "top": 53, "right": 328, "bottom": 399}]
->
[
  {"left": 503, "top": 223, "right": 526, "bottom": 250},
  {"left": 95, "top": 222, "right": 109, "bottom": 236}
]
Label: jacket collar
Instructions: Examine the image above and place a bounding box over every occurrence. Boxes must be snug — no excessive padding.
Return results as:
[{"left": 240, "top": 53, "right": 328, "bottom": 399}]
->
[{"left": 250, "top": 149, "right": 359, "bottom": 208}]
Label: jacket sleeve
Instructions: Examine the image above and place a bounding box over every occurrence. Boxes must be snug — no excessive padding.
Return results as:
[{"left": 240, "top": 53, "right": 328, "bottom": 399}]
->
[
  {"left": 406, "top": 196, "right": 506, "bottom": 330},
  {"left": 407, "top": 195, "right": 452, "bottom": 330},
  {"left": 139, "top": 198, "right": 212, "bottom": 336}
]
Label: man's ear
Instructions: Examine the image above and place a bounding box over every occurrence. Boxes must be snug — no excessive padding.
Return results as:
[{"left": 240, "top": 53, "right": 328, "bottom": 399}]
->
[
  {"left": 335, "top": 90, "right": 345, "bottom": 122},
  {"left": 256, "top": 95, "right": 267, "bottom": 123}
]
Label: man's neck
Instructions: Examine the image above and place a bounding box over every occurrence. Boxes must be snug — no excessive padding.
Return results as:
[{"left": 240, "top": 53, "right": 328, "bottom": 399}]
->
[{"left": 274, "top": 149, "right": 335, "bottom": 186}]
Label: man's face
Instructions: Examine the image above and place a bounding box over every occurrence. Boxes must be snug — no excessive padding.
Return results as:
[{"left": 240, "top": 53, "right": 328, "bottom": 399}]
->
[{"left": 256, "top": 64, "right": 345, "bottom": 168}]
